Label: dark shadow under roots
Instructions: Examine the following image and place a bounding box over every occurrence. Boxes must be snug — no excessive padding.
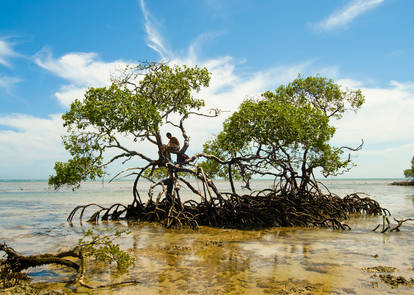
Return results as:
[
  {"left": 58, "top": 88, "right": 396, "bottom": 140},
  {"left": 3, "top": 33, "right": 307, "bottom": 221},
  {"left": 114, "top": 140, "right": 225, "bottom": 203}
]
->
[{"left": 67, "top": 165, "right": 389, "bottom": 231}]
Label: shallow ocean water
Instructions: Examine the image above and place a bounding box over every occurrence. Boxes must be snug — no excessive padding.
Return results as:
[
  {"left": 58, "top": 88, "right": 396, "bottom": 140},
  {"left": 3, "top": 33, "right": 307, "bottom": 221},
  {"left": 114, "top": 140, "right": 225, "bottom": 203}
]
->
[{"left": 0, "top": 179, "right": 413, "bottom": 294}]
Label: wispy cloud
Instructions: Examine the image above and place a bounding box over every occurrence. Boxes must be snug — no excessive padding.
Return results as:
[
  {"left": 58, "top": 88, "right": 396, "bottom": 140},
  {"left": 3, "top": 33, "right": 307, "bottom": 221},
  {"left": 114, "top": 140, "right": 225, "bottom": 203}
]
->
[
  {"left": 136, "top": 1, "right": 312, "bottom": 116},
  {"left": 3, "top": 0, "right": 410, "bottom": 179},
  {"left": 139, "top": 0, "right": 171, "bottom": 59},
  {"left": 34, "top": 48, "right": 129, "bottom": 106},
  {"left": 0, "top": 39, "right": 22, "bottom": 92},
  {"left": 2, "top": 0, "right": 316, "bottom": 178},
  {"left": 0, "top": 39, "right": 19, "bottom": 67},
  {"left": 314, "top": 0, "right": 383, "bottom": 32},
  {"left": 0, "top": 75, "right": 21, "bottom": 91}
]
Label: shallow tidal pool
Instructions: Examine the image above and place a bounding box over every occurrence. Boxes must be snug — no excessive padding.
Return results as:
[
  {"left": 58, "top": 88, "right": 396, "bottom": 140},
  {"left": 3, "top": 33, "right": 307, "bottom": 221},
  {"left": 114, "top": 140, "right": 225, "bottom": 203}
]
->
[{"left": 1, "top": 179, "right": 414, "bottom": 294}]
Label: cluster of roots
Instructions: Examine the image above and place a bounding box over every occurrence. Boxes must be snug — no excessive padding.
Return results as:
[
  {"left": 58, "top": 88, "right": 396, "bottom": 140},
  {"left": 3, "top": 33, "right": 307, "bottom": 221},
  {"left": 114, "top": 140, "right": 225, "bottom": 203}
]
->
[
  {"left": 68, "top": 166, "right": 389, "bottom": 230},
  {"left": 137, "top": 192, "right": 386, "bottom": 230}
]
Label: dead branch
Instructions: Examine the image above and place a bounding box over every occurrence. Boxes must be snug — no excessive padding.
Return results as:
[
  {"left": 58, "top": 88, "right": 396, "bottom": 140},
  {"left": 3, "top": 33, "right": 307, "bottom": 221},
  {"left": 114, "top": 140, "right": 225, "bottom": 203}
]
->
[
  {"left": 0, "top": 243, "right": 139, "bottom": 290},
  {"left": 373, "top": 217, "right": 414, "bottom": 233}
]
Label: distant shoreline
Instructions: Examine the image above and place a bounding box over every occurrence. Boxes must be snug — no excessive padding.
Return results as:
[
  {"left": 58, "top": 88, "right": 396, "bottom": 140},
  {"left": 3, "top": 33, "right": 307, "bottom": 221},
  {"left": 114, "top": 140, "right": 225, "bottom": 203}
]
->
[
  {"left": 0, "top": 177, "right": 408, "bottom": 185},
  {"left": 390, "top": 180, "right": 414, "bottom": 186},
  {"left": 0, "top": 177, "right": 409, "bottom": 182}
]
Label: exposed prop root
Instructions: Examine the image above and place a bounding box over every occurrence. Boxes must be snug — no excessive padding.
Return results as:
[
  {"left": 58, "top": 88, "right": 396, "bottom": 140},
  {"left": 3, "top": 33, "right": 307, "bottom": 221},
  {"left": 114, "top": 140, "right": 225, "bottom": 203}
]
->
[
  {"left": 68, "top": 203, "right": 128, "bottom": 223},
  {"left": 66, "top": 159, "right": 389, "bottom": 231},
  {"left": 0, "top": 243, "right": 81, "bottom": 272},
  {"left": 68, "top": 178, "right": 387, "bottom": 231},
  {"left": 0, "top": 243, "right": 139, "bottom": 289},
  {"left": 372, "top": 217, "right": 414, "bottom": 233}
]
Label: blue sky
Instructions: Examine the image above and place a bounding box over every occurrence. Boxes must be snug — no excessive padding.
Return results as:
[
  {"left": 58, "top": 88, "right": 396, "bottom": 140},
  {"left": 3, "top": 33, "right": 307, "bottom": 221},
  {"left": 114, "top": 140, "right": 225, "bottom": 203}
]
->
[{"left": 0, "top": 0, "right": 413, "bottom": 179}]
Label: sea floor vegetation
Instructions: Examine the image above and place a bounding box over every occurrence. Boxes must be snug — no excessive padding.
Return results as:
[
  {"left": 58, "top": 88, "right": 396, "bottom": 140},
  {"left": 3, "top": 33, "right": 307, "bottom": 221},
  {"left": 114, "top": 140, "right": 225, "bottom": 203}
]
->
[{"left": 362, "top": 266, "right": 414, "bottom": 288}]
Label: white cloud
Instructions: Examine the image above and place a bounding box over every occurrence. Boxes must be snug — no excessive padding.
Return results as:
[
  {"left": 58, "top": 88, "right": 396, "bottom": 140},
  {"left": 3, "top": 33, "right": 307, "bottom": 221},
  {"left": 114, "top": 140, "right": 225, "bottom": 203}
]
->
[
  {"left": 199, "top": 59, "right": 312, "bottom": 111},
  {"left": 34, "top": 49, "right": 127, "bottom": 86},
  {"left": 390, "top": 80, "right": 414, "bottom": 92},
  {"left": 0, "top": 39, "right": 18, "bottom": 67},
  {"left": 337, "top": 78, "right": 363, "bottom": 89},
  {"left": 139, "top": 0, "right": 171, "bottom": 59},
  {"left": 0, "top": 114, "right": 66, "bottom": 179},
  {"left": 54, "top": 86, "right": 87, "bottom": 107},
  {"left": 0, "top": 40, "right": 21, "bottom": 91},
  {"left": 0, "top": 114, "right": 64, "bottom": 156},
  {"left": 160, "top": 55, "right": 316, "bottom": 152},
  {"left": 34, "top": 49, "right": 130, "bottom": 107},
  {"left": 314, "top": 0, "right": 383, "bottom": 32},
  {"left": 0, "top": 1, "right": 318, "bottom": 179},
  {"left": 130, "top": 1, "right": 319, "bottom": 150},
  {"left": 334, "top": 143, "right": 414, "bottom": 178},
  {"left": 1, "top": 0, "right": 409, "bottom": 180},
  {"left": 333, "top": 80, "right": 414, "bottom": 145},
  {"left": 328, "top": 80, "right": 414, "bottom": 178},
  {"left": 0, "top": 75, "right": 21, "bottom": 90}
]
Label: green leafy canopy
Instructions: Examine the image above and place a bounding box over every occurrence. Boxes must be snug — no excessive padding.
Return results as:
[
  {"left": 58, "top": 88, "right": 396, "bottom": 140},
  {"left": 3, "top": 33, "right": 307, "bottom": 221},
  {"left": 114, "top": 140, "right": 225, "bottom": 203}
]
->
[
  {"left": 49, "top": 63, "right": 211, "bottom": 189},
  {"left": 79, "top": 227, "right": 134, "bottom": 271},
  {"left": 202, "top": 75, "right": 365, "bottom": 179},
  {"left": 403, "top": 156, "right": 414, "bottom": 179}
]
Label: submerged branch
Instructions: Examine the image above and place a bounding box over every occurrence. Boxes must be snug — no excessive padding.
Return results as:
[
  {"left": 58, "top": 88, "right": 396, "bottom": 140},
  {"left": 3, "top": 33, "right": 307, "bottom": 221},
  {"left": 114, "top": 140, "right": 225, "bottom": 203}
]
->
[{"left": 373, "top": 217, "right": 414, "bottom": 233}]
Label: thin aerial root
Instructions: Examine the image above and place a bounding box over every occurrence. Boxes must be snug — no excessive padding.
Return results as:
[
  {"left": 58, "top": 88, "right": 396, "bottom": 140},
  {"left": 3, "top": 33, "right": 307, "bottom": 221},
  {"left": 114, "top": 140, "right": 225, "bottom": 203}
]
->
[
  {"left": 67, "top": 170, "right": 388, "bottom": 230},
  {"left": 67, "top": 204, "right": 107, "bottom": 222},
  {"left": 373, "top": 217, "right": 414, "bottom": 233}
]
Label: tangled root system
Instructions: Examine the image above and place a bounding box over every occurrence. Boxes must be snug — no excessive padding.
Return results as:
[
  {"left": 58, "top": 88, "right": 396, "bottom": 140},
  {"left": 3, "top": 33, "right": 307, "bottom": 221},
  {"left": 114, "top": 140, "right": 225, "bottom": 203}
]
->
[{"left": 68, "top": 167, "right": 388, "bottom": 230}]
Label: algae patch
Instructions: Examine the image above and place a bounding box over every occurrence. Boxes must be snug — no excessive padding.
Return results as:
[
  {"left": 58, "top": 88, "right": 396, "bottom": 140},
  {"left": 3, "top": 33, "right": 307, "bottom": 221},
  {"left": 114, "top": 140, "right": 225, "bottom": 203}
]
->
[
  {"left": 361, "top": 266, "right": 398, "bottom": 273},
  {"left": 255, "top": 278, "right": 322, "bottom": 294},
  {"left": 362, "top": 265, "right": 414, "bottom": 289}
]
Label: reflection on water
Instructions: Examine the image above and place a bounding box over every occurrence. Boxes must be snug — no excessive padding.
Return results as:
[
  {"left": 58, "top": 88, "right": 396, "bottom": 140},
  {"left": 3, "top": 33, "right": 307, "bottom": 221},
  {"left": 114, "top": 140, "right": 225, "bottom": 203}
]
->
[{"left": 1, "top": 179, "right": 414, "bottom": 294}]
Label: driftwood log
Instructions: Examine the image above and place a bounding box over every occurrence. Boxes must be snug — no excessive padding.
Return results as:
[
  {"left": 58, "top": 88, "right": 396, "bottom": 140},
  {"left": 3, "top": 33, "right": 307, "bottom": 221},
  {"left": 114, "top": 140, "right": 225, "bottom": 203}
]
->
[{"left": 0, "top": 243, "right": 138, "bottom": 289}]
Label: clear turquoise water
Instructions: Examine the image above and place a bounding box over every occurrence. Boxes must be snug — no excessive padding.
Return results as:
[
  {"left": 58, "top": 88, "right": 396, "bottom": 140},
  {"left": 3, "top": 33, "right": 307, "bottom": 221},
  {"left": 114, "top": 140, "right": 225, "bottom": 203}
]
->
[{"left": 0, "top": 179, "right": 413, "bottom": 294}]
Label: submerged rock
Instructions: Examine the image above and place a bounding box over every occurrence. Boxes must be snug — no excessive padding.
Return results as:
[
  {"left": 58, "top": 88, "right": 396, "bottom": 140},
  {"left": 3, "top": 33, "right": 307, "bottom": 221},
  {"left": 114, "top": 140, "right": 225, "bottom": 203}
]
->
[
  {"left": 362, "top": 265, "right": 414, "bottom": 289},
  {"left": 378, "top": 274, "right": 414, "bottom": 288}
]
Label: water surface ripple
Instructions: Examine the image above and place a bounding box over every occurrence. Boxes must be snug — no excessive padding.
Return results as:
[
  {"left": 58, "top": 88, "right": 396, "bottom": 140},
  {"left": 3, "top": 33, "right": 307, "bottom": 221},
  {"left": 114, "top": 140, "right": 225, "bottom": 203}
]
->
[{"left": 0, "top": 179, "right": 413, "bottom": 294}]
